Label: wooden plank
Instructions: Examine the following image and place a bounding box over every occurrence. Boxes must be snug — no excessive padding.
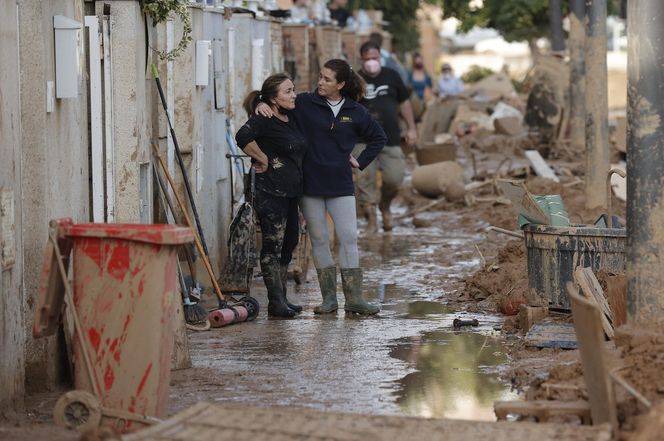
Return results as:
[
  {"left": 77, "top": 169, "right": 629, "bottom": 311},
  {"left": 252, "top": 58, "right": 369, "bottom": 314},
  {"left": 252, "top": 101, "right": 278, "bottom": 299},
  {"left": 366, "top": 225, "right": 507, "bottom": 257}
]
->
[
  {"left": 496, "top": 179, "right": 549, "bottom": 224},
  {"left": 124, "top": 401, "right": 611, "bottom": 441},
  {"left": 171, "top": 301, "right": 191, "bottom": 371},
  {"left": 575, "top": 268, "right": 613, "bottom": 320},
  {"left": 495, "top": 400, "right": 591, "bottom": 423},
  {"left": 525, "top": 322, "right": 577, "bottom": 349},
  {"left": 524, "top": 150, "right": 560, "bottom": 182},
  {"left": 573, "top": 267, "right": 614, "bottom": 340},
  {"left": 598, "top": 271, "right": 627, "bottom": 327},
  {"left": 566, "top": 282, "right": 618, "bottom": 433},
  {"left": 518, "top": 305, "right": 549, "bottom": 332}
]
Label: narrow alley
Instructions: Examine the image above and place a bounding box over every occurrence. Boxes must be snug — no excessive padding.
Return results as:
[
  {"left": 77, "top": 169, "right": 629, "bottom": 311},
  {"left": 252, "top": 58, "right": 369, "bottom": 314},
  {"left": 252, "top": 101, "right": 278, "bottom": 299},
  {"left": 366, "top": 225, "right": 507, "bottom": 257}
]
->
[{"left": 3, "top": 1, "right": 664, "bottom": 441}]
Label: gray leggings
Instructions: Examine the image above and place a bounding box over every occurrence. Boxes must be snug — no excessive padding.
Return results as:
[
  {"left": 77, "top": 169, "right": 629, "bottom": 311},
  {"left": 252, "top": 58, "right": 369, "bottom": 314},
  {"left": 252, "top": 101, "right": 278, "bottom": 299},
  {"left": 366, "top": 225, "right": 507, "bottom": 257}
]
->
[{"left": 300, "top": 195, "right": 359, "bottom": 269}]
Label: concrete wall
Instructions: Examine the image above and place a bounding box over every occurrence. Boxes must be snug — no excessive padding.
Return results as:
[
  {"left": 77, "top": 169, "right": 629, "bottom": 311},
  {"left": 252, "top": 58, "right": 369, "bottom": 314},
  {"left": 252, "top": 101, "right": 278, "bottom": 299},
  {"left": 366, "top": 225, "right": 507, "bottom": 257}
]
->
[
  {"left": 0, "top": 1, "right": 25, "bottom": 413},
  {"left": 101, "top": 1, "right": 153, "bottom": 223},
  {"left": 19, "top": 0, "right": 89, "bottom": 392},
  {"left": 166, "top": 7, "right": 285, "bottom": 272}
]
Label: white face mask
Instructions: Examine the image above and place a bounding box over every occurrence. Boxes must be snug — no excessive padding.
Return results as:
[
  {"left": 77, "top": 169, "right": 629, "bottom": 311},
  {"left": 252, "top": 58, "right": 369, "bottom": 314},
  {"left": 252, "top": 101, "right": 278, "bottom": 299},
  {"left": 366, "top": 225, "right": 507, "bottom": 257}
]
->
[{"left": 363, "top": 59, "right": 381, "bottom": 75}]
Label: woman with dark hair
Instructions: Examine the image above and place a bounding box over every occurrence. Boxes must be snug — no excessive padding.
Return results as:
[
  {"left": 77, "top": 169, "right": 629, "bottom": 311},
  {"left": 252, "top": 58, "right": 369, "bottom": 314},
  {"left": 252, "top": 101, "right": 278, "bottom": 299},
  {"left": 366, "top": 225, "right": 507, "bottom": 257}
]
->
[
  {"left": 258, "top": 59, "right": 387, "bottom": 315},
  {"left": 408, "top": 52, "right": 432, "bottom": 101},
  {"left": 235, "top": 73, "right": 307, "bottom": 318}
]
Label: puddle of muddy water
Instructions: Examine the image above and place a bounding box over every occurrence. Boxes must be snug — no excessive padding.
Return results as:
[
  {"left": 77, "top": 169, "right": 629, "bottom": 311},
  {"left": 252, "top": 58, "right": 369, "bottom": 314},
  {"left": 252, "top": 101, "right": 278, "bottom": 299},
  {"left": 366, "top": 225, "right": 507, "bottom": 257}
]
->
[
  {"left": 388, "top": 329, "right": 517, "bottom": 420},
  {"left": 177, "top": 209, "right": 519, "bottom": 421}
]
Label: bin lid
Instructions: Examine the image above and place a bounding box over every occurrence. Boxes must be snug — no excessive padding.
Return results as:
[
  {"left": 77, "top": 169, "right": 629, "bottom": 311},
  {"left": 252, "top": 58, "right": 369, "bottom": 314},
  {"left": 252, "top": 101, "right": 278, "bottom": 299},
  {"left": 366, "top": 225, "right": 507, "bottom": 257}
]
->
[
  {"left": 33, "top": 218, "right": 74, "bottom": 338},
  {"left": 65, "top": 223, "right": 194, "bottom": 245}
]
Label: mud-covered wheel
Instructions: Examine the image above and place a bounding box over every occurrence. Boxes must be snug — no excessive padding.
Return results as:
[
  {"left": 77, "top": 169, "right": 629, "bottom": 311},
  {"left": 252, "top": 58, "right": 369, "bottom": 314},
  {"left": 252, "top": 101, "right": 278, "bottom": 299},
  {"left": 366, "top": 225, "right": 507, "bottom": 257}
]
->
[
  {"left": 242, "top": 296, "right": 260, "bottom": 321},
  {"left": 53, "top": 390, "right": 102, "bottom": 433}
]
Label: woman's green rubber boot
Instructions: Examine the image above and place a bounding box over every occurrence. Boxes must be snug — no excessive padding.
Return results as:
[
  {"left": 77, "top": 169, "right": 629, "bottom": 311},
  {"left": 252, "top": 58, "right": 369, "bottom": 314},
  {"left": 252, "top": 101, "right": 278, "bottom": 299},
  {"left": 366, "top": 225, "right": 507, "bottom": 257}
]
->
[
  {"left": 340, "top": 268, "right": 379, "bottom": 315},
  {"left": 313, "top": 266, "right": 338, "bottom": 314}
]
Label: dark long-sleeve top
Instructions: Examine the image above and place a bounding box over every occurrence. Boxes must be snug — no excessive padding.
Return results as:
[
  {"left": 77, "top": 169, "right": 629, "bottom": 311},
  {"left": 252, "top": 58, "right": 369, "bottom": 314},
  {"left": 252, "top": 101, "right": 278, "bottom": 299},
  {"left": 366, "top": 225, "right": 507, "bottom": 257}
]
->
[
  {"left": 235, "top": 114, "right": 307, "bottom": 198},
  {"left": 292, "top": 91, "right": 387, "bottom": 197}
]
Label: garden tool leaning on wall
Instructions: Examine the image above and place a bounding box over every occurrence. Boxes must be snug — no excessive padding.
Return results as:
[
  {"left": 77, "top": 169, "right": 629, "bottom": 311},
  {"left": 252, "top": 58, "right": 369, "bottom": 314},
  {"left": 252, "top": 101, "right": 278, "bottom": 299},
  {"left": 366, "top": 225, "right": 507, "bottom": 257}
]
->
[
  {"left": 151, "top": 143, "right": 259, "bottom": 327},
  {"left": 150, "top": 63, "right": 259, "bottom": 326}
]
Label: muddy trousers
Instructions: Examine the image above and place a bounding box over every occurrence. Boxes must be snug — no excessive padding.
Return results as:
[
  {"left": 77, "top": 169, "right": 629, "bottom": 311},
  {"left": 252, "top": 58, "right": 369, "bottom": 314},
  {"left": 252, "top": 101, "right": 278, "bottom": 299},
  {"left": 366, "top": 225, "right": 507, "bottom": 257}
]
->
[
  {"left": 253, "top": 190, "right": 300, "bottom": 316},
  {"left": 353, "top": 145, "right": 406, "bottom": 208},
  {"left": 299, "top": 195, "right": 359, "bottom": 269}
]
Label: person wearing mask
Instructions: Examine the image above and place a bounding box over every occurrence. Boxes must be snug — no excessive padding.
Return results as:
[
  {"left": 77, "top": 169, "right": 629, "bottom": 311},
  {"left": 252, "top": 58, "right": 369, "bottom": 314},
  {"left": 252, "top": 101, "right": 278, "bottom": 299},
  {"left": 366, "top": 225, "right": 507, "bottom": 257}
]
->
[
  {"left": 368, "top": 32, "right": 409, "bottom": 86},
  {"left": 236, "top": 74, "right": 307, "bottom": 318},
  {"left": 407, "top": 52, "right": 433, "bottom": 122},
  {"left": 328, "top": 0, "right": 351, "bottom": 27},
  {"left": 437, "top": 63, "right": 464, "bottom": 98},
  {"left": 407, "top": 52, "right": 433, "bottom": 101},
  {"left": 355, "top": 40, "right": 418, "bottom": 233},
  {"left": 257, "top": 59, "right": 387, "bottom": 315}
]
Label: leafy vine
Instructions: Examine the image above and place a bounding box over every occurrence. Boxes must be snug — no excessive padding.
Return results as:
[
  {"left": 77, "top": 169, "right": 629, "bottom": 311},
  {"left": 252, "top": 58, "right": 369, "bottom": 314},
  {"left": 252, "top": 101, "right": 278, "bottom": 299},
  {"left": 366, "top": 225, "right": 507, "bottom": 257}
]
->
[{"left": 142, "top": 0, "right": 193, "bottom": 61}]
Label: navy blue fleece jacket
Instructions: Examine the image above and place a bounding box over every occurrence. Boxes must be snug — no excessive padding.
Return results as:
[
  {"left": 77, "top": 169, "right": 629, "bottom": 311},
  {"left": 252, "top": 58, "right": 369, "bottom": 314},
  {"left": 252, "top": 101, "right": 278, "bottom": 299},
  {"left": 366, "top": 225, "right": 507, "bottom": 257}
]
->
[{"left": 292, "top": 92, "right": 387, "bottom": 197}]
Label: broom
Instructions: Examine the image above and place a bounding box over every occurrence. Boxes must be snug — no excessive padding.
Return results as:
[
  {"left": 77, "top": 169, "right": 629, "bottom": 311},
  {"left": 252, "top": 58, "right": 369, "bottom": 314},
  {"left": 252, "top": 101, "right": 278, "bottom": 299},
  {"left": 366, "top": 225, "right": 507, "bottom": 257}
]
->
[{"left": 152, "top": 163, "right": 208, "bottom": 326}]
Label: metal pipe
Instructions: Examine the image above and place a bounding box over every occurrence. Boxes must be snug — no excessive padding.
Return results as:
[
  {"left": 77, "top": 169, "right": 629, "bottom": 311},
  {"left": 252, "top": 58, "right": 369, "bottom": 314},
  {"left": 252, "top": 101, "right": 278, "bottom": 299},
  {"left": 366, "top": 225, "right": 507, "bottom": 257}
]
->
[
  {"left": 568, "top": 0, "right": 586, "bottom": 153},
  {"left": 85, "top": 16, "right": 104, "bottom": 223},
  {"left": 584, "top": 0, "right": 610, "bottom": 210},
  {"left": 548, "top": 0, "right": 565, "bottom": 52},
  {"left": 626, "top": 0, "right": 664, "bottom": 323}
]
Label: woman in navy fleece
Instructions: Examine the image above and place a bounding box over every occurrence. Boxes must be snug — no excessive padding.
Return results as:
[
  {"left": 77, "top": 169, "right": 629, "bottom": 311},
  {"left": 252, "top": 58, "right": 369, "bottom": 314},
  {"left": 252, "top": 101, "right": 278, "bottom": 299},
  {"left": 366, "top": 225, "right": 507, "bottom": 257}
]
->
[{"left": 259, "top": 59, "right": 387, "bottom": 315}]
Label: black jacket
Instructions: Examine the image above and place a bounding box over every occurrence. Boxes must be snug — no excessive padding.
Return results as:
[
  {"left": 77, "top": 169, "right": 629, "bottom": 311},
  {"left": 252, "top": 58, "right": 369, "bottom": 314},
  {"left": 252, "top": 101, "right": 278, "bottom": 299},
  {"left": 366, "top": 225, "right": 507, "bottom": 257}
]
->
[
  {"left": 293, "top": 92, "right": 387, "bottom": 197},
  {"left": 235, "top": 114, "right": 307, "bottom": 198}
]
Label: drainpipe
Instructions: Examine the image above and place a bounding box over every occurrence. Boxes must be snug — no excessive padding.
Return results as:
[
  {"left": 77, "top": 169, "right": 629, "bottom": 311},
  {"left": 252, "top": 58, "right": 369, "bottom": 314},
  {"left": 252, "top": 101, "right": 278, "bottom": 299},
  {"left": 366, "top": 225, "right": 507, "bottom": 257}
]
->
[
  {"left": 251, "top": 38, "right": 265, "bottom": 91},
  {"left": 548, "top": 0, "right": 565, "bottom": 52},
  {"left": 626, "top": 0, "right": 664, "bottom": 323},
  {"left": 584, "top": 0, "right": 609, "bottom": 210},
  {"left": 568, "top": 0, "right": 586, "bottom": 153}
]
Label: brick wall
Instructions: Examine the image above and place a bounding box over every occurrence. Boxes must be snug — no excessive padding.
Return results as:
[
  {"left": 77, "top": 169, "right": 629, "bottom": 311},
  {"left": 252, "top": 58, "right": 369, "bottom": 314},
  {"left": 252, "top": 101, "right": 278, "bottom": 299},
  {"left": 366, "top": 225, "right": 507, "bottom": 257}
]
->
[
  {"left": 308, "top": 26, "right": 342, "bottom": 90},
  {"left": 282, "top": 24, "right": 309, "bottom": 93},
  {"left": 283, "top": 24, "right": 343, "bottom": 93}
]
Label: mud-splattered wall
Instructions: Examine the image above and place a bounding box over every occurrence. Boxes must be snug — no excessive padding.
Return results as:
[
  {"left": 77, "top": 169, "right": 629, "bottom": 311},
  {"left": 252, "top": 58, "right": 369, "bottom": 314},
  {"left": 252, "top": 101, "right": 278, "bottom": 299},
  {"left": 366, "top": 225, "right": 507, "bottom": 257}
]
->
[
  {"left": 0, "top": 1, "right": 25, "bottom": 413},
  {"left": 19, "top": 0, "right": 90, "bottom": 395}
]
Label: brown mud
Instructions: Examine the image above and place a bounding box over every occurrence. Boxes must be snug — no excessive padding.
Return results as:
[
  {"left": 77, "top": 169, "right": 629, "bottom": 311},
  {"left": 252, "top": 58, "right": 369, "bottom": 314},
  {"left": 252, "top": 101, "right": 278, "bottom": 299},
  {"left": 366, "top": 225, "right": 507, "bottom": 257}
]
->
[{"left": 4, "top": 119, "right": 656, "bottom": 441}]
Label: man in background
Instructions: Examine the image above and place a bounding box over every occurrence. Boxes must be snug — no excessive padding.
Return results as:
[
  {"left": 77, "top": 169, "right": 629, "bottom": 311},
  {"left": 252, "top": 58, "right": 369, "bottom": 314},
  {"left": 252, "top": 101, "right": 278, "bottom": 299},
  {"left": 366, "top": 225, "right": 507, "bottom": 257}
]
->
[
  {"left": 368, "top": 32, "right": 409, "bottom": 86},
  {"left": 437, "top": 63, "right": 464, "bottom": 98},
  {"left": 355, "top": 41, "right": 417, "bottom": 232}
]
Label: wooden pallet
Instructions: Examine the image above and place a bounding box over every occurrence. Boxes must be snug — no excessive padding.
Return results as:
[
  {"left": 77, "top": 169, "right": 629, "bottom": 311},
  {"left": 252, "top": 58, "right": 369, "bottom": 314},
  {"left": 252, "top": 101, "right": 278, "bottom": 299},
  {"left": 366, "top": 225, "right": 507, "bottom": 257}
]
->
[{"left": 122, "top": 402, "right": 611, "bottom": 441}]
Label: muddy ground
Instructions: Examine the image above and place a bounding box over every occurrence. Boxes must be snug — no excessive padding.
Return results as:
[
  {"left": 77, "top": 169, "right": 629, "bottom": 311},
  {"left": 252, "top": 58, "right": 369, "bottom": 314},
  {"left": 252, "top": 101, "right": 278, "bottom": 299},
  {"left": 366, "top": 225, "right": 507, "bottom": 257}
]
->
[{"left": 2, "top": 130, "right": 660, "bottom": 441}]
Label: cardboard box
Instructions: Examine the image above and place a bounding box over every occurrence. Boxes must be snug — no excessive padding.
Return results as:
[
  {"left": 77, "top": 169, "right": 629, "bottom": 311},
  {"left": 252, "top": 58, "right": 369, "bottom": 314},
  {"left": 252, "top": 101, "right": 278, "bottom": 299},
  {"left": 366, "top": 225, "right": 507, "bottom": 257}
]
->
[{"left": 415, "top": 141, "right": 457, "bottom": 165}]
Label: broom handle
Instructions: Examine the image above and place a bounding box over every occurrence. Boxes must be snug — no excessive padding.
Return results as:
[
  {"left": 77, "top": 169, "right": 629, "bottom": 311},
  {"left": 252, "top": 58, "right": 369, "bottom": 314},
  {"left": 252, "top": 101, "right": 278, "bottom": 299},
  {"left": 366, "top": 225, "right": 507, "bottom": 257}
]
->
[
  {"left": 152, "top": 142, "right": 226, "bottom": 303},
  {"left": 152, "top": 164, "right": 197, "bottom": 303},
  {"left": 151, "top": 64, "right": 209, "bottom": 257}
]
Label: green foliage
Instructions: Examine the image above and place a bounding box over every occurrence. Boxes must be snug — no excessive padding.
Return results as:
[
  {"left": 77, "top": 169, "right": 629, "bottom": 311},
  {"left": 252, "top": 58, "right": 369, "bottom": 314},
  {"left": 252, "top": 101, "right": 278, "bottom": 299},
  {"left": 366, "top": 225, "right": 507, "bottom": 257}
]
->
[
  {"left": 347, "top": 0, "right": 439, "bottom": 54},
  {"left": 460, "top": 65, "right": 494, "bottom": 83},
  {"left": 440, "top": 0, "right": 622, "bottom": 43},
  {"left": 441, "top": 0, "right": 553, "bottom": 43},
  {"left": 142, "top": 0, "right": 192, "bottom": 61}
]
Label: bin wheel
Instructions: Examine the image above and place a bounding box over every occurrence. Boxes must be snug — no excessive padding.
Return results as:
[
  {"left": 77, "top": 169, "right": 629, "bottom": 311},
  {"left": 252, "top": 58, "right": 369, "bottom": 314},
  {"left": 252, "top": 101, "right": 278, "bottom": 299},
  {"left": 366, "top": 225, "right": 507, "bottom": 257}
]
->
[
  {"left": 242, "top": 296, "right": 260, "bottom": 321},
  {"left": 53, "top": 390, "right": 102, "bottom": 433}
]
